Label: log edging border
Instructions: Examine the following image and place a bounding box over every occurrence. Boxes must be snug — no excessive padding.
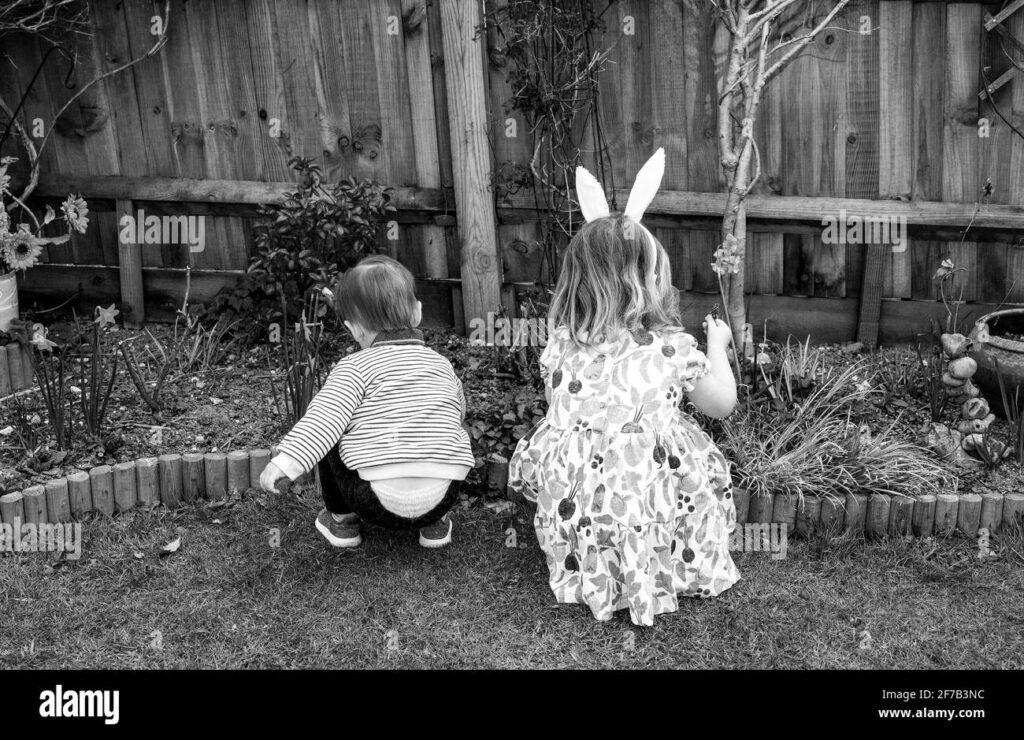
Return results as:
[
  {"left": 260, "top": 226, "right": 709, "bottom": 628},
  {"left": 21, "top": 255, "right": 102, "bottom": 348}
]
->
[
  {"left": 731, "top": 488, "right": 1024, "bottom": 539},
  {"left": 0, "top": 449, "right": 273, "bottom": 526},
  {"left": 2, "top": 452, "right": 1022, "bottom": 541}
]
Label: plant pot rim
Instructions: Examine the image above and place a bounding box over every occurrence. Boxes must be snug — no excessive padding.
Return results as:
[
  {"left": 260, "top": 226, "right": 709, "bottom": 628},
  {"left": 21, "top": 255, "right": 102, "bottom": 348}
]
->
[{"left": 972, "top": 307, "right": 1024, "bottom": 354}]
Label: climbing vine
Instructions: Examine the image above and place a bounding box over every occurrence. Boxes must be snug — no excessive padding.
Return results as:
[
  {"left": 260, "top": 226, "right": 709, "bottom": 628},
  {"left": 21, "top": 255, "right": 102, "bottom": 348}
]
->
[{"left": 483, "top": 0, "right": 617, "bottom": 285}]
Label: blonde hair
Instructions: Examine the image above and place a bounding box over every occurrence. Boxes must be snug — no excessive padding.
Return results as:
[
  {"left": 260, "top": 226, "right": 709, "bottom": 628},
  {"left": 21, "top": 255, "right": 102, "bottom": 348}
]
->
[
  {"left": 548, "top": 215, "right": 679, "bottom": 345},
  {"left": 333, "top": 255, "right": 418, "bottom": 331}
]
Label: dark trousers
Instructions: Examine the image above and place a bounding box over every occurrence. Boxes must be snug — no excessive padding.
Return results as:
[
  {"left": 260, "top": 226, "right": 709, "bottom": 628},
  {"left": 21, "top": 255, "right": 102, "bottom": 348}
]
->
[{"left": 316, "top": 446, "right": 460, "bottom": 530}]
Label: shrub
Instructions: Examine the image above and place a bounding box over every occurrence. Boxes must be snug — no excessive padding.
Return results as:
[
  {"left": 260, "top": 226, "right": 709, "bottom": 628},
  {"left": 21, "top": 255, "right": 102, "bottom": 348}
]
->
[{"left": 208, "top": 156, "right": 395, "bottom": 328}]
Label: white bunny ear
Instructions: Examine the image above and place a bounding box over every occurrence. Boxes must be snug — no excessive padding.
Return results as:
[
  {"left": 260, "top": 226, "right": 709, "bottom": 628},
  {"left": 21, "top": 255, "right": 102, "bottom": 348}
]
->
[
  {"left": 624, "top": 147, "right": 665, "bottom": 222},
  {"left": 575, "top": 165, "right": 611, "bottom": 222}
]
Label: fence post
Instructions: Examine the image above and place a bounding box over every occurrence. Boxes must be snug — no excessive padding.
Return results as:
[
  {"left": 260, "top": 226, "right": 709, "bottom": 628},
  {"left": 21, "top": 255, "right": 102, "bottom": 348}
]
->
[
  {"left": 438, "top": 0, "right": 502, "bottom": 332},
  {"left": 115, "top": 198, "right": 145, "bottom": 328}
]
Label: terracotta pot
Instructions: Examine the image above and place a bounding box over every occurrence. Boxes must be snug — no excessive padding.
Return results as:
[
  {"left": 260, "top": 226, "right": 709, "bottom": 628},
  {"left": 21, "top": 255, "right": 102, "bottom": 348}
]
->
[
  {"left": 0, "top": 272, "right": 17, "bottom": 333},
  {"left": 968, "top": 308, "right": 1024, "bottom": 414}
]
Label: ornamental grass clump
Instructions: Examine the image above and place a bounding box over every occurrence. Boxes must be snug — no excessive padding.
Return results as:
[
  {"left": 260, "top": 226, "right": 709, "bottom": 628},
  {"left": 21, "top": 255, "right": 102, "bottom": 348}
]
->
[{"left": 717, "top": 359, "right": 955, "bottom": 505}]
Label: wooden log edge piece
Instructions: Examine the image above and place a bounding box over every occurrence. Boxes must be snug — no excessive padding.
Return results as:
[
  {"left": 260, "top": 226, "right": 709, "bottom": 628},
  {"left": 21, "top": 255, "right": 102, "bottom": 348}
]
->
[
  {"left": 227, "top": 450, "right": 250, "bottom": 494},
  {"left": 249, "top": 449, "right": 271, "bottom": 490},
  {"left": 158, "top": 454, "right": 183, "bottom": 509},
  {"left": 772, "top": 493, "right": 798, "bottom": 529},
  {"left": 136, "top": 457, "right": 160, "bottom": 507},
  {"left": 44, "top": 478, "right": 72, "bottom": 524},
  {"left": 731, "top": 487, "right": 750, "bottom": 526},
  {"left": 956, "top": 493, "right": 983, "bottom": 538},
  {"left": 113, "top": 461, "right": 138, "bottom": 513},
  {"left": 888, "top": 495, "right": 914, "bottom": 537},
  {"left": 204, "top": 453, "right": 228, "bottom": 501},
  {"left": 795, "top": 495, "right": 822, "bottom": 538},
  {"left": 0, "top": 491, "right": 25, "bottom": 524},
  {"left": 67, "top": 471, "right": 92, "bottom": 517},
  {"left": 1001, "top": 493, "right": 1024, "bottom": 531},
  {"left": 979, "top": 491, "right": 1003, "bottom": 534},
  {"left": 748, "top": 492, "right": 775, "bottom": 524},
  {"left": 22, "top": 485, "right": 47, "bottom": 524},
  {"left": 819, "top": 495, "right": 846, "bottom": 532},
  {"left": 89, "top": 465, "right": 115, "bottom": 516},
  {"left": 182, "top": 453, "right": 205, "bottom": 503},
  {"left": 934, "top": 492, "right": 960, "bottom": 536},
  {"left": 845, "top": 492, "right": 869, "bottom": 536},
  {"left": 912, "top": 494, "right": 936, "bottom": 538},
  {"left": 865, "top": 493, "right": 890, "bottom": 539}
]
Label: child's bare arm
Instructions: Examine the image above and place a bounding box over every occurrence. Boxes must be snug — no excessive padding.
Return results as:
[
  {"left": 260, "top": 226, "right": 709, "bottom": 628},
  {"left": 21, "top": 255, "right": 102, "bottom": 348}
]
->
[{"left": 686, "top": 316, "right": 737, "bottom": 419}]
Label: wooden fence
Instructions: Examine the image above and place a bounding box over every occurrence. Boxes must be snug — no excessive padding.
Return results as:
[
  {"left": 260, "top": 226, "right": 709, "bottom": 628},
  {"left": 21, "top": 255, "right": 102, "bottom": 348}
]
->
[{"left": 2, "top": 0, "right": 1024, "bottom": 342}]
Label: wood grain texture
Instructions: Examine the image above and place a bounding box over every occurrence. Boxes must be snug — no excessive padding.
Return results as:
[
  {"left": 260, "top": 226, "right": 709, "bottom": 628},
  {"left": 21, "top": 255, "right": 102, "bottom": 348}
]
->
[
  {"left": 439, "top": 0, "right": 502, "bottom": 328},
  {"left": 403, "top": 0, "right": 447, "bottom": 278},
  {"left": 878, "top": 0, "right": 912, "bottom": 297}
]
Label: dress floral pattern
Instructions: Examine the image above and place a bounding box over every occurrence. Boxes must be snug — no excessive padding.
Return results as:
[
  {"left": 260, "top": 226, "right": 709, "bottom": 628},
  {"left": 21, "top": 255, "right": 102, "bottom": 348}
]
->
[{"left": 509, "top": 325, "right": 741, "bottom": 626}]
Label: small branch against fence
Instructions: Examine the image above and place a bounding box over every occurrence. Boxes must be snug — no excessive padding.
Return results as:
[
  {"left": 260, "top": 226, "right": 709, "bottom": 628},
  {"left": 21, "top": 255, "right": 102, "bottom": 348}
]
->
[{"left": 1, "top": 0, "right": 171, "bottom": 206}]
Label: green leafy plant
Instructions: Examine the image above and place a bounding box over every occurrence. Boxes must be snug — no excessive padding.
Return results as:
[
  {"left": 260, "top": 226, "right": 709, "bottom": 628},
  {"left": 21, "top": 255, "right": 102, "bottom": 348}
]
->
[
  {"left": 466, "top": 388, "right": 546, "bottom": 466},
  {"left": 212, "top": 156, "right": 394, "bottom": 325},
  {"left": 30, "top": 338, "right": 73, "bottom": 449},
  {"left": 914, "top": 331, "right": 948, "bottom": 423},
  {"left": 73, "top": 318, "right": 118, "bottom": 442},
  {"left": 267, "top": 294, "right": 326, "bottom": 430},
  {"left": 119, "top": 331, "right": 173, "bottom": 421}
]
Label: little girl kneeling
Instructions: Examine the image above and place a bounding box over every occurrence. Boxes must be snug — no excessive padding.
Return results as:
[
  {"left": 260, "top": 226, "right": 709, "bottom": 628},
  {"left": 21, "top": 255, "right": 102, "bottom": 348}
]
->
[
  {"left": 509, "top": 150, "right": 742, "bottom": 625},
  {"left": 261, "top": 255, "right": 474, "bottom": 548}
]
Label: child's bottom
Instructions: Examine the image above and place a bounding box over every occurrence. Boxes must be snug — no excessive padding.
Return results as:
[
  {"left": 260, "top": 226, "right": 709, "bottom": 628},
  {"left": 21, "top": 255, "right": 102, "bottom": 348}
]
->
[{"left": 316, "top": 447, "right": 460, "bottom": 530}]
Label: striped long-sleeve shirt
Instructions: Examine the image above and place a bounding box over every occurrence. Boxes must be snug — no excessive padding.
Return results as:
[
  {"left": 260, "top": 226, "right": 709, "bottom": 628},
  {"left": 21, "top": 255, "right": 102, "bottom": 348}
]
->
[{"left": 274, "top": 329, "right": 474, "bottom": 477}]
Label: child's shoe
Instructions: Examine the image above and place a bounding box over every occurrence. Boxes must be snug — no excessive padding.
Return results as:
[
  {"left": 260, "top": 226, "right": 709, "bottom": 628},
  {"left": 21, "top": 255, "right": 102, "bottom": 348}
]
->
[
  {"left": 418, "top": 515, "right": 452, "bottom": 548},
  {"left": 315, "top": 509, "right": 362, "bottom": 548}
]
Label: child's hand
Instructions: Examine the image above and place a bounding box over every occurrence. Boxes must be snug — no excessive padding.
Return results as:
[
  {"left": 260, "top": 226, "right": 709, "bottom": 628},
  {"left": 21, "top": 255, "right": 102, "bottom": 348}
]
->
[
  {"left": 260, "top": 461, "right": 289, "bottom": 493},
  {"left": 703, "top": 314, "right": 732, "bottom": 350}
]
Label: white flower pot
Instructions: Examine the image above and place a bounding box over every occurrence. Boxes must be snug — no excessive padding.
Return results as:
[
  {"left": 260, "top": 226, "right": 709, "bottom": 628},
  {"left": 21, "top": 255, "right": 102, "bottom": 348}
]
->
[{"left": 0, "top": 272, "right": 18, "bottom": 332}]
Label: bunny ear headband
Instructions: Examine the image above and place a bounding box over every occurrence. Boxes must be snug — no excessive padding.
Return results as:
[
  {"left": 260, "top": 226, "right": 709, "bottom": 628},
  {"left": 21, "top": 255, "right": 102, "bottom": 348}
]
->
[{"left": 575, "top": 147, "right": 665, "bottom": 224}]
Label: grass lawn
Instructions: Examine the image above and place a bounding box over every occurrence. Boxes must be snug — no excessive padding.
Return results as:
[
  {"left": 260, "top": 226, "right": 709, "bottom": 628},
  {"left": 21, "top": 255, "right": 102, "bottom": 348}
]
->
[{"left": 2, "top": 483, "right": 1022, "bottom": 669}]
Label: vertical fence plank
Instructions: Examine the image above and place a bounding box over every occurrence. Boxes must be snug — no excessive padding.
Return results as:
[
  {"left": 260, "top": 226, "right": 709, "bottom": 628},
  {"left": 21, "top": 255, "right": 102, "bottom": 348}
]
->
[
  {"left": 681, "top": 4, "right": 720, "bottom": 294},
  {"left": 942, "top": 4, "right": 982, "bottom": 303},
  {"left": 1007, "top": 13, "right": 1024, "bottom": 303},
  {"left": 116, "top": 198, "right": 145, "bottom": 327},
  {"left": 439, "top": 0, "right": 502, "bottom": 330},
  {"left": 878, "top": 0, "right": 912, "bottom": 298},
  {"left": 404, "top": 0, "right": 448, "bottom": 279}
]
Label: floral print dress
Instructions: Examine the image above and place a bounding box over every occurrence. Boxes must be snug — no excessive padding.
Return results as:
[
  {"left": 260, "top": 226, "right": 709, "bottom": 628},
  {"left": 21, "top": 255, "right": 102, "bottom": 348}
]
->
[{"left": 509, "top": 325, "right": 740, "bottom": 626}]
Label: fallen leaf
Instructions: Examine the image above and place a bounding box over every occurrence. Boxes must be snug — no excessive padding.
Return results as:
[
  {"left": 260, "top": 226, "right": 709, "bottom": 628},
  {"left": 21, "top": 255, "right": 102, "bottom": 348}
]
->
[
  {"left": 210, "top": 397, "right": 224, "bottom": 405},
  {"left": 160, "top": 537, "right": 182, "bottom": 557},
  {"left": 133, "top": 551, "right": 144, "bottom": 559}
]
